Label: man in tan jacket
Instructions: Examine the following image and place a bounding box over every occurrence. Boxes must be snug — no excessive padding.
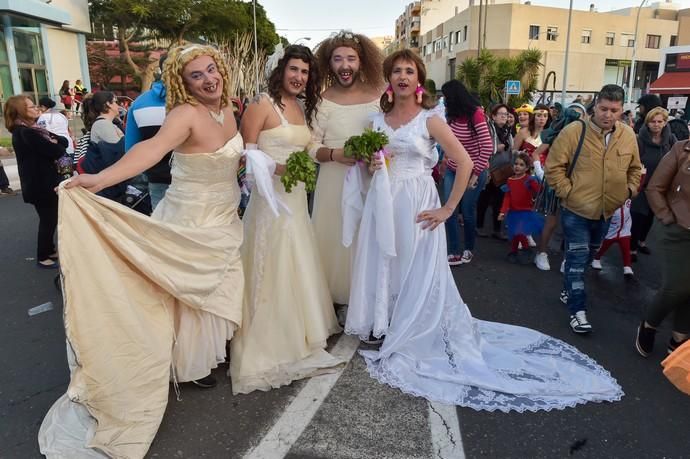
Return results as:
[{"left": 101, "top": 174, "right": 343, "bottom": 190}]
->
[{"left": 546, "top": 84, "right": 642, "bottom": 334}]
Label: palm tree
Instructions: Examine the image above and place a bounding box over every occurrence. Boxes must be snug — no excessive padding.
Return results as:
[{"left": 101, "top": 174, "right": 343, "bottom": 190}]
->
[{"left": 456, "top": 49, "right": 543, "bottom": 107}]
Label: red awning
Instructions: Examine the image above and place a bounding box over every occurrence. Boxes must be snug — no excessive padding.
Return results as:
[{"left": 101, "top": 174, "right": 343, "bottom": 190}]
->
[{"left": 649, "top": 72, "right": 690, "bottom": 95}]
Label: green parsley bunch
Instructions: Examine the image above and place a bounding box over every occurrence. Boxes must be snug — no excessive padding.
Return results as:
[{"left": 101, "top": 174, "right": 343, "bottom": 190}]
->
[
  {"left": 343, "top": 129, "right": 389, "bottom": 165},
  {"left": 281, "top": 150, "right": 317, "bottom": 193}
]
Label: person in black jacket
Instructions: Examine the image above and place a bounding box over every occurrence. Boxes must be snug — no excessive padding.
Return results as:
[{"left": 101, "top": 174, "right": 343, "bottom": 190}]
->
[
  {"left": 631, "top": 106, "right": 677, "bottom": 260},
  {"left": 5, "top": 95, "right": 68, "bottom": 269}
]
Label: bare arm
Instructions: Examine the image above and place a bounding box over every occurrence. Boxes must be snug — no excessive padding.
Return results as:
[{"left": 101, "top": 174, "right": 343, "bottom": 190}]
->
[
  {"left": 240, "top": 98, "right": 288, "bottom": 175},
  {"left": 416, "top": 116, "right": 473, "bottom": 230},
  {"left": 65, "top": 106, "right": 192, "bottom": 193},
  {"left": 239, "top": 97, "right": 267, "bottom": 146},
  {"left": 513, "top": 127, "right": 528, "bottom": 151}
]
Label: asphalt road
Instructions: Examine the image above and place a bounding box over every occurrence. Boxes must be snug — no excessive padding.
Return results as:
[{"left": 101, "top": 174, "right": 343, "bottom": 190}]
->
[{"left": 1, "top": 192, "right": 688, "bottom": 459}]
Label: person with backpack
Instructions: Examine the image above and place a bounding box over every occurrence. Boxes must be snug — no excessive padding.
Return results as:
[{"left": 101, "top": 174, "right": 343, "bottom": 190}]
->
[{"left": 441, "top": 80, "right": 493, "bottom": 265}]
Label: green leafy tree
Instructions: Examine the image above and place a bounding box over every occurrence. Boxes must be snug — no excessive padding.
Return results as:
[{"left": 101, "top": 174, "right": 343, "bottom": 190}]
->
[
  {"left": 456, "top": 49, "right": 542, "bottom": 107},
  {"left": 88, "top": 0, "right": 279, "bottom": 91}
]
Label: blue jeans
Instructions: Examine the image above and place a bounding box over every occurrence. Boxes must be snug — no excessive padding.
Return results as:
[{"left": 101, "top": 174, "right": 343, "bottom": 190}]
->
[
  {"left": 443, "top": 169, "right": 487, "bottom": 255},
  {"left": 148, "top": 182, "right": 169, "bottom": 210},
  {"left": 560, "top": 208, "right": 609, "bottom": 315}
]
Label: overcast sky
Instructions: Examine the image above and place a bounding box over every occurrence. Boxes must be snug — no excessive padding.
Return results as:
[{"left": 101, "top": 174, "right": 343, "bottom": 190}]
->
[{"left": 257, "top": 0, "right": 690, "bottom": 46}]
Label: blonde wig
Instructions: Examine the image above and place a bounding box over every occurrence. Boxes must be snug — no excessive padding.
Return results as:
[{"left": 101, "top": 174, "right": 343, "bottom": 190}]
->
[{"left": 162, "top": 44, "right": 232, "bottom": 112}]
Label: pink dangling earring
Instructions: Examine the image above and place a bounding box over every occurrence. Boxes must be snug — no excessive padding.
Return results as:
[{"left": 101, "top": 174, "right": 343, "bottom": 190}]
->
[
  {"left": 386, "top": 84, "right": 394, "bottom": 103},
  {"left": 415, "top": 84, "right": 425, "bottom": 104}
]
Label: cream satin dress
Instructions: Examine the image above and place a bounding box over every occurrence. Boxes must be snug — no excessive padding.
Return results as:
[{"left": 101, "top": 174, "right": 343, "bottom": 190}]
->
[
  {"left": 310, "top": 97, "right": 380, "bottom": 304},
  {"left": 230, "top": 98, "right": 343, "bottom": 395},
  {"left": 39, "top": 135, "right": 245, "bottom": 459}
]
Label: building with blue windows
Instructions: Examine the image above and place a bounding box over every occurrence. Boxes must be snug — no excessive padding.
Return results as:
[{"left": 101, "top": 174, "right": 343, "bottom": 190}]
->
[{"left": 0, "top": 0, "right": 90, "bottom": 103}]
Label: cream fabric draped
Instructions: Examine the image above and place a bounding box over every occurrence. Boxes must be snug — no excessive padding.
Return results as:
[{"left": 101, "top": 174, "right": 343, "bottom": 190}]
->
[
  {"left": 39, "top": 135, "right": 245, "bottom": 458},
  {"left": 230, "top": 103, "right": 343, "bottom": 395},
  {"left": 310, "top": 98, "right": 380, "bottom": 304}
]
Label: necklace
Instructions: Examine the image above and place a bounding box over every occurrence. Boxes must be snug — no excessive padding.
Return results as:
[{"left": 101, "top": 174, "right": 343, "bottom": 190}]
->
[{"left": 207, "top": 107, "right": 225, "bottom": 126}]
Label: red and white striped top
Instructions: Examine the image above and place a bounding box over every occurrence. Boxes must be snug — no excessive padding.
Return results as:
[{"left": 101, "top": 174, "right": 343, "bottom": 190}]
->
[{"left": 446, "top": 108, "right": 493, "bottom": 177}]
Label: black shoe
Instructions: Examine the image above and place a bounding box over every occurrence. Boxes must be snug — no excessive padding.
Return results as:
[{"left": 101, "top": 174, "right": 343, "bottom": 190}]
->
[
  {"left": 191, "top": 374, "right": 217, "bottom": 388},
  {"left": 517, "top": 248, "right": 533, "bottom": 265},
  {"left": 635, "top": 322, "right": 656, "bottom": 357},
  {"left": 638, "top": 246, "right": 651, "bottom": 255},
  {"left": 668, "top": 337, "right": 689, "bottom": 355},
  {"left": 507, "top": 252, "right": 518, "bottom": 264},
  {"left": 0, "top": 186, "right": 16, "bottom": 195},
  {"left": 362, "top": 333, "right": 384, "bottom": 345},
  {"left": 492, "top": 231, "right": 508, "bottom": 241}
]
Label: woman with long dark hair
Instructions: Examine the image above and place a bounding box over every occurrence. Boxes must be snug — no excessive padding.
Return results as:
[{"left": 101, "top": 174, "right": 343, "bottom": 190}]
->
[
  {"left": 5, "top": 95, "right": 68, "bottom": 268},
  {"left": 59, "top": 80, "right": 74, "bottom": 112},
  {"left": 441, "top": 79, "right": 494, "bottom": 265},
  {"left": 231, "top": 44, "right": 343, "bottom": 394}
]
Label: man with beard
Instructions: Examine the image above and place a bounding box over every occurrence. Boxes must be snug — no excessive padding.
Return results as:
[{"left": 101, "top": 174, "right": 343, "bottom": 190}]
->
[{"left": 310, "top": 31, "right": 385, "bottom": 334}]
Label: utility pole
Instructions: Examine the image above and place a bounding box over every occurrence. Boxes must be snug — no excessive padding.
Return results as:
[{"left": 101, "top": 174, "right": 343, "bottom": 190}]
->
[
  {"left": 477, "top": 0, "right": 483, "bottom": 58},
  {"left": 627, "top": 0, "right": 648, "bottom": 105},
  {"left": 560, "top": 0, "right": 574, "bottom": 104}
]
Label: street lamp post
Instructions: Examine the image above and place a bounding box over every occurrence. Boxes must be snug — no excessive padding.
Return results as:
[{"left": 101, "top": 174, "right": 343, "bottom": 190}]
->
[
  {"left": 627, "top": 0, "right": 648, "bottom": 105},
  {"left": 560, "top": 0, "right": 574, "bottom": 104},
  {"left": 293, "top": 37, "right": 312, "bottom": 45},
  {"left": 252, "top": 0, "right": 259, "bottom": 95}
]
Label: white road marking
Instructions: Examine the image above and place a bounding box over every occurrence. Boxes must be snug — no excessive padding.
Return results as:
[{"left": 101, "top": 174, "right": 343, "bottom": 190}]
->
[
  {"left": 428, "top": 401, "right": 465, "bottom": 459},
  {"left": 244, "top": 334, "right": 361, "bottom": 459}
]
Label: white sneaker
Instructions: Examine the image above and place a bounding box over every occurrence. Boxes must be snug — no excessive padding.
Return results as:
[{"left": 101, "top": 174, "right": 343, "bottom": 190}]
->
[
  {"left": 459, "top": 250, "right": 473, "bottom": 264},
  {"left": 534, "top": 252, "right": 551, "bottom": 271},
  {"left": 591, "top": 259, "right": 602, "bottom": 270},
  {"left": 560, "top": 259, "right": 565, "bottom": 274},
  {"left": 527, "top": 235, "right": 537, "bottom": 247},
  {"left": 570, "top": 310, "right": 592, "bottom": 334},
  {"left": 623, "top": 266, "right": 634, "bottom": 277}
]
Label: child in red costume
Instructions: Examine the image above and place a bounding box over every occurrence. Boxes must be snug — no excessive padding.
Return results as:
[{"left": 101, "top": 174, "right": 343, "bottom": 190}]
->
[
  {"left": 591, "top": 199, "right": 634, "bottom": 278},
  {"left": 498, "top": 153, "right": 544, "bottom": 264}
]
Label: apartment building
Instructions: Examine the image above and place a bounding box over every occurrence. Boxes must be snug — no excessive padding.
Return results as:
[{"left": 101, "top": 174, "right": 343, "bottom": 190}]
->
[
  {"left": 0, "top": 0, "right": 91, "bottom": 103},
  {"left": 391, "top": 0, "right": 470, "bottom": 55},
  {"left": 419, "top": 0, "right": 683, "bottom": 100}
]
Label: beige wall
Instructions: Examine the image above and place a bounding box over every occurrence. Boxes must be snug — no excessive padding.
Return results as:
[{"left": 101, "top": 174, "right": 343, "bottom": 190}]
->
[
  {"left": 51, "top": 0, "right": 91, "bottom": 33},
  {"left": 421, "top": 3, "right": 680, "bottom": 91},
  {"left": 678, "top": 11, "right": 690, "bottom": 45},
  {"left": 44, "top": 27, "right": 83, "bottom": 93}
]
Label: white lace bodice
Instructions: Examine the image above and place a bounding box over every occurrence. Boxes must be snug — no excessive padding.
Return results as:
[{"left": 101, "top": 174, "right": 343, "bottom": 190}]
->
[{"left": 372, "top": 108, "right": 441, "bottom": 180}]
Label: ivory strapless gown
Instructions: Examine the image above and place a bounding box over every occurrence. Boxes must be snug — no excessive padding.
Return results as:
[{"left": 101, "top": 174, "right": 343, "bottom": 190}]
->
[
  {"left": 38, "top": 134, "right": 245, "bottom": 458},
  {"left": 230, "top": 114, "right": 343, "bottom": 395}
]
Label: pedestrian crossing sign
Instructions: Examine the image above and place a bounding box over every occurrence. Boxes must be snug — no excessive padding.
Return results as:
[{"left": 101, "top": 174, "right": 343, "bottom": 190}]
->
[{"left": 505, "top": 80, "right": 521, "bottom": 95}]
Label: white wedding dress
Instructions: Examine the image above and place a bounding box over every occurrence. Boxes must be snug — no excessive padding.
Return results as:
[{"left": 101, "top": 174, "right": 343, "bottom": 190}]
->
[{"left": 345, "top": 108, "right": 624, "bottom": 412}]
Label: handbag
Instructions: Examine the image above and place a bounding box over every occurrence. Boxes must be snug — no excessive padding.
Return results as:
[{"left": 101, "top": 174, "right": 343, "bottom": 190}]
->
[{"left": 489, "top": 149, "right": 515, "bottom": 186}]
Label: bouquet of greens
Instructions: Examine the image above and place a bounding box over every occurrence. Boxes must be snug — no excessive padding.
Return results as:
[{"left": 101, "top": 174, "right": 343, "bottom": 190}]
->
[
  {"left": 281, "top": 150, "right": 317, "bottom": 193},
  {"left": 343, "top": 128, "right": 389, "bottom": 165}
]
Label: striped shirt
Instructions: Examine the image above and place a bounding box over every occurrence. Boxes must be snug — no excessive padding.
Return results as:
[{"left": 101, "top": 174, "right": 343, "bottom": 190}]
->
[{"left": 447, "top": 108, "right": 493, "bottom": 176}]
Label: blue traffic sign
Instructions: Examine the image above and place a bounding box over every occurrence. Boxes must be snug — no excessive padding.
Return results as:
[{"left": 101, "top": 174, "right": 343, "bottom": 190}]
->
[{"left": 505, "top": 80, "right": 521, "bottom": 95}]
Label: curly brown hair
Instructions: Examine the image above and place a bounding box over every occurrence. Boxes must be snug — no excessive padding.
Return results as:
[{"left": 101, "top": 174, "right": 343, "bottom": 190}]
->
[
  {"left": 380, "top": 49, "right": 436, "bottom": 114},
  {"left": 266, "top": 45, "right": 321, "bottom": 129},
  {"left": 314, "top": 31, "right": 384, "bottom": 90},
  {"left": 162, "top": 44, "right": 231, "bottom": 112}
]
